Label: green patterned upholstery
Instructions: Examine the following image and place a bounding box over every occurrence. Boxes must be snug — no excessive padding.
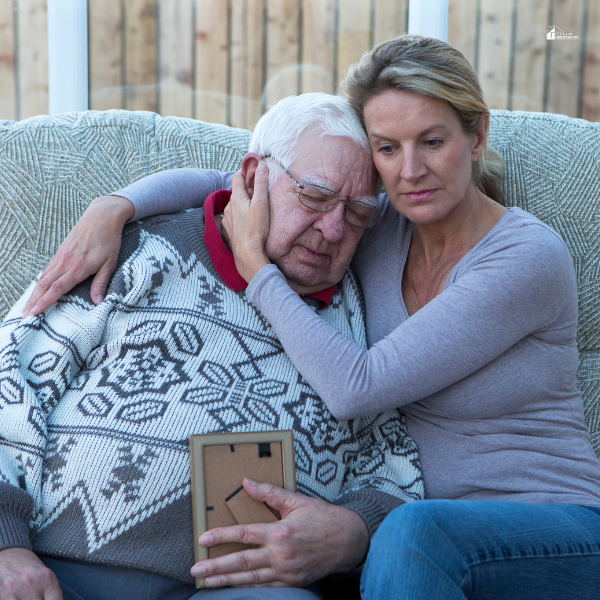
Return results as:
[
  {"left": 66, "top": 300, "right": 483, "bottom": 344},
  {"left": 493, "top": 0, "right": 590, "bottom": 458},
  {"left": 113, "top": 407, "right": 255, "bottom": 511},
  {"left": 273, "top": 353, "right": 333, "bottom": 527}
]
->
[{"left": 0, "top": 108, "right": 598, "bottom": 453}]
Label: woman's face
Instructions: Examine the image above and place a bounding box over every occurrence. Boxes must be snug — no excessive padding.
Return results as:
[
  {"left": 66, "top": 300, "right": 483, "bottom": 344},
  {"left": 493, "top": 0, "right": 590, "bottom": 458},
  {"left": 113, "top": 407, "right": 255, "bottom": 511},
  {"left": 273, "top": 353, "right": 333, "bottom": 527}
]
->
[{"left": 363, "top": 89, "right": 485, "bottom": 225}]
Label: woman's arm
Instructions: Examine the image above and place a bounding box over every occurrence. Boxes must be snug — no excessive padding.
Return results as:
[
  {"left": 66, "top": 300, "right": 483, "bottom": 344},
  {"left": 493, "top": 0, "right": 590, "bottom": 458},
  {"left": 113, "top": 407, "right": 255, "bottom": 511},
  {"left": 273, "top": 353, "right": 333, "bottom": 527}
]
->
[
  {"left": 246, "top": 230, "right": 573, "bottom": 420},
  {"left": 23, "top": 168, "right": 234, "bottom": 317},
  {"left": 225, "top": 169, "right": 576, "bottom": 419}
]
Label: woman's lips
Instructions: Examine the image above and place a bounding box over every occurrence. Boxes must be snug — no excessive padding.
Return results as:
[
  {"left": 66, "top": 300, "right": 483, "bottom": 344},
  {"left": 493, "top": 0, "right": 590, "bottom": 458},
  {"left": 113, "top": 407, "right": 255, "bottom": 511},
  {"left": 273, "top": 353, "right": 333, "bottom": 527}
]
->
[{"left": 403, "top": 189, "right": 438, "bottom": 201}]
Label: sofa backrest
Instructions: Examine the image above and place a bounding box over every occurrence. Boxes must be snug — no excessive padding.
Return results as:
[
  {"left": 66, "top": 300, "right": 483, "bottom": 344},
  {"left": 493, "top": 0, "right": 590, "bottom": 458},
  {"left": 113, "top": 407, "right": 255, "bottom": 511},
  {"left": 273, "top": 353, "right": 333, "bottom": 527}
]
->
[
  {"left": 0, "top": 108, "right": 598, "bottom": 454},
  {"left": 488, "top": 110, "right": 600, "bottom": 454}
]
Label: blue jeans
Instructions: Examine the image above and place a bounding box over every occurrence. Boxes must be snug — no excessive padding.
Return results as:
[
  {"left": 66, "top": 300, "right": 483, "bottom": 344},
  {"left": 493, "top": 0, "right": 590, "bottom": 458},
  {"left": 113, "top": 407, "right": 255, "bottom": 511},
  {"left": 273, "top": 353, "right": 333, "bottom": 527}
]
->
[{"left": 361, "top": 500, "right": 600, "bottom": 600}]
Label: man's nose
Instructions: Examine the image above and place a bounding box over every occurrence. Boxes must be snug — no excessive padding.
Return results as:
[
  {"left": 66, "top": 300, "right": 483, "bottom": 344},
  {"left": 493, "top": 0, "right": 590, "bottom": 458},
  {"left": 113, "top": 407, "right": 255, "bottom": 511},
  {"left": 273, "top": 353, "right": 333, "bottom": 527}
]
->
[
  {"left": 400, "top": 146, "right": 427, "bottom": 182},
  {"left": 314, "top": 202, "right": 347, "bottom": 242}
]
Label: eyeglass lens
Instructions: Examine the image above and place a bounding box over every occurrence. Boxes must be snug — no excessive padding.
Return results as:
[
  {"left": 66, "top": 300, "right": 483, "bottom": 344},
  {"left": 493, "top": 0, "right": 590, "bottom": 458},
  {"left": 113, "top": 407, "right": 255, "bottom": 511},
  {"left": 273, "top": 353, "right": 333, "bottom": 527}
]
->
[{"left": 299, "top": 186, "right": 379, "bottom": 228}]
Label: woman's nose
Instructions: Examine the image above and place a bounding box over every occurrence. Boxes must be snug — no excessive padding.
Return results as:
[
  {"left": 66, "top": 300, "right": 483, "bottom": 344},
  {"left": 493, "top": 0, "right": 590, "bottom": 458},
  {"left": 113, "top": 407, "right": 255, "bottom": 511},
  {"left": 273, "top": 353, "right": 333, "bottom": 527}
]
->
[{"left": 400, "top": 148, "right": 427, "bottom": 182}]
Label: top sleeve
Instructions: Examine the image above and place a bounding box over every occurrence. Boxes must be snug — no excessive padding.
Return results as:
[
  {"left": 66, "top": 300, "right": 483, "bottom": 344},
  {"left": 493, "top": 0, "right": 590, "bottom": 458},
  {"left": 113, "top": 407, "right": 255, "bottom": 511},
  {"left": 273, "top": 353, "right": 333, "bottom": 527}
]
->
[
  {"left": 110, "top": 168, "right": 235, "bottom": 221},
  {"left": 246, "top": 224, "right": 575, "bottom": 420}
]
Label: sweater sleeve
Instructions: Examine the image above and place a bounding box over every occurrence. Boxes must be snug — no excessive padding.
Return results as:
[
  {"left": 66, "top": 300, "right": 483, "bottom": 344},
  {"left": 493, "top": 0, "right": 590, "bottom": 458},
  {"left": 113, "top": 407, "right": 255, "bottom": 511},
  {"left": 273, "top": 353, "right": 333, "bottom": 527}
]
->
[
  {"left": 0, "top": 281, "right": 112, "bottom": 549},
  {"left": 246, "top": 223, "right": 576, "bottom": 420},
  {"left": 332, "top": 410, "right": 423, "bottom": 538},
  {"left": 110, "top": 168, "right": 235, "bottom": 221}
]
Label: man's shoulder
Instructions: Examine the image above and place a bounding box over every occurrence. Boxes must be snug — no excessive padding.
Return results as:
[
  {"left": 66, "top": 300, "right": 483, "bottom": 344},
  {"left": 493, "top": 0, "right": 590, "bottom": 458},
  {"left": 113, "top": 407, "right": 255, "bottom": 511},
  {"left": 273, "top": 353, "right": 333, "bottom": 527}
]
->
[{"left": 117, "top": 208, "right": 207, "bottom": 269}]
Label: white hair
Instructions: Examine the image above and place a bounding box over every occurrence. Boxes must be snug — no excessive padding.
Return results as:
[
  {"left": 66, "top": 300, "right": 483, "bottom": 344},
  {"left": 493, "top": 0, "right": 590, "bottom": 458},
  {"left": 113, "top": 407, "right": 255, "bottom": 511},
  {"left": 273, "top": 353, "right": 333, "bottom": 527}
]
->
[{"left": 248, "top": 93, "right": 370, "bottom": 188}]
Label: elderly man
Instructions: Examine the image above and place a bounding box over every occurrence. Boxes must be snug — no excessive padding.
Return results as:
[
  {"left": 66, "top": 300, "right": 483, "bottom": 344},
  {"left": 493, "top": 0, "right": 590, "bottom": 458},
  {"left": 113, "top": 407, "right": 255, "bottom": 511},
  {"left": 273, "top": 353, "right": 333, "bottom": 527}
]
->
[{"left": 0, "top": 94, "right": 422, "bottom": 600}]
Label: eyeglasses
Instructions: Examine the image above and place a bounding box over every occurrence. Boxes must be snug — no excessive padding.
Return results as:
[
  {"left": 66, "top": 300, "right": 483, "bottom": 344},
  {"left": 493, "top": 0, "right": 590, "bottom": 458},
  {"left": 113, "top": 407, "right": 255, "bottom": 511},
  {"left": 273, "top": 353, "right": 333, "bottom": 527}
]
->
[{"left": 263, "top": 155, "right": 381, "bottom": 229}]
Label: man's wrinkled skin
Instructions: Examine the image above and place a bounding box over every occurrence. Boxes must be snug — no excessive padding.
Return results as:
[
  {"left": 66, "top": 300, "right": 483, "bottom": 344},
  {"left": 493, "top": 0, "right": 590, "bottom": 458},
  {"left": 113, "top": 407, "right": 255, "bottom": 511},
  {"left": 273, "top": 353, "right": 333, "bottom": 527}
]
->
[{"left": 0, "top": 547, "right": 63, "bottom": 600}]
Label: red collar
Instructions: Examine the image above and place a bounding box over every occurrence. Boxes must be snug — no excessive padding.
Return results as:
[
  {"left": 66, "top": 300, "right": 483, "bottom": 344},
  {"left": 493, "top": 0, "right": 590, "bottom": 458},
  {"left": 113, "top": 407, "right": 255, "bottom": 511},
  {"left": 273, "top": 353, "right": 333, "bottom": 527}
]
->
[{"left": 203, "top": 190, "right": 336, "bottom": 310}]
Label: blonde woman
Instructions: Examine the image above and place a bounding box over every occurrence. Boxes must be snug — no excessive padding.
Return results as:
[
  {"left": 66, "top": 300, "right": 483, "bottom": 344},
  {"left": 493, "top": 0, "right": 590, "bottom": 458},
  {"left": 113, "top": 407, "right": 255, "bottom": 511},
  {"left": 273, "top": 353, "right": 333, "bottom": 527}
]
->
[{"left": 25, "top": 36, "right": 600, "bottom": 599}]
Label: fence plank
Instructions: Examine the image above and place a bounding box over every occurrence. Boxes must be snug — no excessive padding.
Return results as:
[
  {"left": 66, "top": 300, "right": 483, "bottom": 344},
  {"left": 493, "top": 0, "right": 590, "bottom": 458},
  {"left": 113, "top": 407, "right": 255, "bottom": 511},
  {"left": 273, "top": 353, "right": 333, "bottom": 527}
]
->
[
  {"left": 0, "top": 0, "right": 17, "bottom": 120},
  {"left": 510, "top": 0, "right": 550, "bottom": 112},
  {"left": 581, "top": 0, "right": 600, "bottom": 121},
  {"left": 230, "top": 0, "right": 265, "bottom": 130},
  {"left": 89, "top": 0, "right": 124, "bottom": 111},
  {"left": 337, "top": 0, "right": 371, "bottom": 87},
  {"left": 448, "top": 0, "right": 479, "bottom": 67},
  {"left": 124, "top": 0, "right": 158, "bottom": 112},
  {"left": 477, "top": 0, "right": 513, "bottom": 110},
  {"left": 264, "top": 0, "right": 300, "bottom": 107},
  {"left": 300, "top": 0, "right": 335, "bottom": 95},
  {"left": 158, "top": 0, "right": 194, "bottom": 117},
  {"left": 545, "top": 0, "right": 584, "bottom": 117},
  {"left": 373, "top": 0, "right": 408, "bottom": 45},
  {"left": 16, "top": 0, "right": 48, "bottom": 119},
  {"left": 195, "top": 0, "right": 228, "bottom": 124}
]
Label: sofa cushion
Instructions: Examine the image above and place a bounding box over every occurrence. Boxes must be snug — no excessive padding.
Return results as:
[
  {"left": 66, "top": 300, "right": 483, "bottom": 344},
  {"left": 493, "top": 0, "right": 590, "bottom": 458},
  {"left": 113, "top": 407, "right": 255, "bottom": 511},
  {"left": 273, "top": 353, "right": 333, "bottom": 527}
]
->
[{"left": 0, "top": 108, "right": 598, "bottom": 454}]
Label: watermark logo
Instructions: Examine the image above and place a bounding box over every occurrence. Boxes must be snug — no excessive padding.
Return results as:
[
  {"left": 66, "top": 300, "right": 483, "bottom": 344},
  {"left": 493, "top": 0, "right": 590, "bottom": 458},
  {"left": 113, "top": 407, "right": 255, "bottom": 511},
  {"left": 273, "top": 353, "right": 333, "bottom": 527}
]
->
[{"left": 547, "top": 25, "right": 579, "bottom": 40}]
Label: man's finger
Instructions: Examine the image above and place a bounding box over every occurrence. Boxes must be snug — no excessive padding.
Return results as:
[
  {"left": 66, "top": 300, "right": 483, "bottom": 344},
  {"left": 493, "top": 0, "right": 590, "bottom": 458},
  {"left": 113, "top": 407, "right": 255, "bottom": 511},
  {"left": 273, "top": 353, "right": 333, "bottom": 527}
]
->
[
  {"left": 200, "top": 522, "right": 270, "bottom": 548},
  {"left": 44, "top": 581, "right": 64, "bottom": 600},
  {"left": 204, "top": 567, "right": 279, "bottom": 589},
  {"left": 192, "top": 546, "right": 270, "bottom": 579},
  {"left": 42, "top": 575, "right": 64, "bottom": 600},
  {"left": 242, "top": 479, "right": 296, "bottom": 515}
]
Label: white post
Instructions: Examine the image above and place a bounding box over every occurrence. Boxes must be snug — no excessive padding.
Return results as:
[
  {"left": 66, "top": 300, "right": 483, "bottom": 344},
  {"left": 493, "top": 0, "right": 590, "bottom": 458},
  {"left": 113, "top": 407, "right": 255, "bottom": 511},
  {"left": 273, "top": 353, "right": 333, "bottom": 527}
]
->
[
  {"left": 47, "top": 0, "right": 89, "bottom": 115},
  {"left": 408, "top": 0, "right": 449, "bottom": 42}
]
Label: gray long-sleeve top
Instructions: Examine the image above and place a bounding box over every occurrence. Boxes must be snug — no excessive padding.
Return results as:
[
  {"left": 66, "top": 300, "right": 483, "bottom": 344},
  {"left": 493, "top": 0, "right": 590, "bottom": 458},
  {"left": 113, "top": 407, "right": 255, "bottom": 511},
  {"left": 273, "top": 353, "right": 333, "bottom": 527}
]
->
[{"left": 114, "top": 169, "right": 600, "bottom": 505}]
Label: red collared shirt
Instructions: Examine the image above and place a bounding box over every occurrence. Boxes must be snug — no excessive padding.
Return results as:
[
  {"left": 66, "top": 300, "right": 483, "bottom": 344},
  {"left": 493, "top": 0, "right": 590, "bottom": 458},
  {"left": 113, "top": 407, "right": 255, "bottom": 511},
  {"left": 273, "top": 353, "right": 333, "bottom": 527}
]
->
[{"left": 203, "top": 190, "right": 336, "bottom": 309}]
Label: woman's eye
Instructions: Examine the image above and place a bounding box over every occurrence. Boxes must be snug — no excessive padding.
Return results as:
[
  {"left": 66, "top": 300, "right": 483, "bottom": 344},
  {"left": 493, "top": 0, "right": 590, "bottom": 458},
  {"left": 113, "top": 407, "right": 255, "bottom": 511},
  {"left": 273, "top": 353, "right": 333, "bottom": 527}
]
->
[
  {"left": 425, "top": 138, "right": 443, "bottom": 148},
  {"left": 378, "top": 145, "right": 395, "bottom": 154}
]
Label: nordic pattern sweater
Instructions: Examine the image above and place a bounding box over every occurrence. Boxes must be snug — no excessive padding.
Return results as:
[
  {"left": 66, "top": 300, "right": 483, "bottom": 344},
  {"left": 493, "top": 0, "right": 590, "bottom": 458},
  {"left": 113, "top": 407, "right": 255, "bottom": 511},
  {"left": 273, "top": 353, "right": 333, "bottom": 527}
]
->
[{"left": 0, "top": 198, "right": 423, "bottom": 583}]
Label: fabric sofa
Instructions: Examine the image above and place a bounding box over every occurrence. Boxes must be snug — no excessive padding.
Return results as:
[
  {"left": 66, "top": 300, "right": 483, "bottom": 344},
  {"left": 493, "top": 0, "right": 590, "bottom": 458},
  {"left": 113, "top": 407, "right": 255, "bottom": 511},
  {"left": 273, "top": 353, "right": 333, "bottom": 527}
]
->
[{"left": 0, "top": 108, "right": 599, "bottom": 461}]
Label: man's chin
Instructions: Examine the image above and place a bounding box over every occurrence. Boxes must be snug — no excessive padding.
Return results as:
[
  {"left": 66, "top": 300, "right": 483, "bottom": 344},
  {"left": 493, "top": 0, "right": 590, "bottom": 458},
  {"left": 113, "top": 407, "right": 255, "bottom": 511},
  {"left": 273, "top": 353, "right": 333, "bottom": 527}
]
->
[{"left": 278, "top": 267, "right": 343, "bottom": 295}]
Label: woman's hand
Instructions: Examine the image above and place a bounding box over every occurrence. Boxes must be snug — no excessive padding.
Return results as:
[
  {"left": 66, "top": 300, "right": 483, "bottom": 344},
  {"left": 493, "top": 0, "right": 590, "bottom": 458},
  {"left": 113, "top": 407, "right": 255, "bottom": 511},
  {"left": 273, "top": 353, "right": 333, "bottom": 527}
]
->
[
  {"left": 222, "top": 162, "right": 271, "bottom": 283},
  {"left": 191, "top": 478, "right": 369, "bottom": 588},
  {"left": 22, "top": 195, "right": 134, "bottom": 318}
]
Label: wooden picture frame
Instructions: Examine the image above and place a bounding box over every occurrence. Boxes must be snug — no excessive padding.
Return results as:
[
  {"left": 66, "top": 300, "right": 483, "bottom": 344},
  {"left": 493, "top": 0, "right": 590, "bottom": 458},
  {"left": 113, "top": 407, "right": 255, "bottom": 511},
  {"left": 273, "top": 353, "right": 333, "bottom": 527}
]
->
[{"left": 189, "top": 430, "right": 295, "bottom": 588}]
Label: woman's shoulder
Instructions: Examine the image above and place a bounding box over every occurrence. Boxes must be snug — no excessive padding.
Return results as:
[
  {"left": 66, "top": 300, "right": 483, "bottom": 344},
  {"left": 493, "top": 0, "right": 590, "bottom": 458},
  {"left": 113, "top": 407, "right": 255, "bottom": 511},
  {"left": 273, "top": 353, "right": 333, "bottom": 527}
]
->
[
  {"left": 484, "top": 207, "right": 572, "bottom": 260},
  {"left": 459, "top": 206, "right": 577, "bottom": 298}
]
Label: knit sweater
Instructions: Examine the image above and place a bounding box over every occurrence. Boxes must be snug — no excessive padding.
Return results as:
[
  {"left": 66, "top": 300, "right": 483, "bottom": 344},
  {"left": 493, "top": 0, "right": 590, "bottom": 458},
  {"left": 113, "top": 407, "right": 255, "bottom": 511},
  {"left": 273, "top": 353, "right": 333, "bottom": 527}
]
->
[{"left": 0, "top": 194, "right": 423, "bottom": 583}]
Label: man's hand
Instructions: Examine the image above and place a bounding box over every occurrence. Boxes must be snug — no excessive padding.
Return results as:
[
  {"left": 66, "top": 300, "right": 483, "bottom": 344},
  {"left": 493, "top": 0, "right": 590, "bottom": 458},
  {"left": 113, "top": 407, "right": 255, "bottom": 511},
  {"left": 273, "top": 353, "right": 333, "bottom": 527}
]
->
[
  {"left": 0, "top": 547, "right": 63, "bottom": 599},
  {"left": 222, "top": 163, "right": 271, "bottom": 283},
  {"left": 190, "top": 478, "right": 369, "bottom": 588},
  {"left": 22, "top": 195, "right": 134, "bottom": 318}
]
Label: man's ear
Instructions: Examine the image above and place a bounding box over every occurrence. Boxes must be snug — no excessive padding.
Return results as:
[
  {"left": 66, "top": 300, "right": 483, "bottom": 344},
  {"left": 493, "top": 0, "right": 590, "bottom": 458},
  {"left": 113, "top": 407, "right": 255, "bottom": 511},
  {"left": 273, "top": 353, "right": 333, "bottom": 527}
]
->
[{"left": 240, "top": 153, "right": 262, "bottom": 196}]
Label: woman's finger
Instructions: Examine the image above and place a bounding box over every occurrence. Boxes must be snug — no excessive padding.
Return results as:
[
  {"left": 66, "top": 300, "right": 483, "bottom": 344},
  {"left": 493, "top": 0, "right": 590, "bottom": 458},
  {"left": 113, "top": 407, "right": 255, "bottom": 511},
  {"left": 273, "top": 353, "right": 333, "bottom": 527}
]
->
[
  {"left": 230, "top": 170, "right": 250, "bottom": 203},
  {"left": 90, "top": 258, "right": 118, "bottom": 305},
  {"left": 26, "top": 267, "right": 89, "bottom": 317},
  {"left": 23, "top": 264, "right": 62, "bottom": 317}
]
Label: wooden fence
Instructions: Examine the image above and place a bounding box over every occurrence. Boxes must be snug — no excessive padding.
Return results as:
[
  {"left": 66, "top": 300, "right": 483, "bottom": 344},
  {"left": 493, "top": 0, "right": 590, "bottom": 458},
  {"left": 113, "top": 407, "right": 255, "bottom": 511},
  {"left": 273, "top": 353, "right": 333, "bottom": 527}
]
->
[{"left": 1, "top": 0, "right": 599, "bottom": 128}]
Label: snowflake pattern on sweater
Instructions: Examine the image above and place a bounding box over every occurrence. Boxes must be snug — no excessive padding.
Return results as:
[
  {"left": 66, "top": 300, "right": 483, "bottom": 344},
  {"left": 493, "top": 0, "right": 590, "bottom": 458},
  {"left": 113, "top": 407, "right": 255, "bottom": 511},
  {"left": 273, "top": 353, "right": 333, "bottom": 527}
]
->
[{"left": 0, "top": 208, "right": 423, "bottom": 583}]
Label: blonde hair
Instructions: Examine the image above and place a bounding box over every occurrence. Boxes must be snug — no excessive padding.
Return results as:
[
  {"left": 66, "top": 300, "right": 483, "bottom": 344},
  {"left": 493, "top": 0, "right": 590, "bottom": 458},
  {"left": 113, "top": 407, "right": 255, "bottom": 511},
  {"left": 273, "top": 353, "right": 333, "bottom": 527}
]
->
[{"left": 340, "top": 35, "right": 505, "bottom": 204}]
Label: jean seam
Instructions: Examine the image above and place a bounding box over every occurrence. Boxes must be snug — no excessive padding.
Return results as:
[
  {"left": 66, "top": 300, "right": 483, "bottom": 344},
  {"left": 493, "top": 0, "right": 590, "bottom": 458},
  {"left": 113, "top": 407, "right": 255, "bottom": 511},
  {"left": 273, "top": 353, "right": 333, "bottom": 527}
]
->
[{"left": 465, "top": 550, "right": 600, "bottom": 569}]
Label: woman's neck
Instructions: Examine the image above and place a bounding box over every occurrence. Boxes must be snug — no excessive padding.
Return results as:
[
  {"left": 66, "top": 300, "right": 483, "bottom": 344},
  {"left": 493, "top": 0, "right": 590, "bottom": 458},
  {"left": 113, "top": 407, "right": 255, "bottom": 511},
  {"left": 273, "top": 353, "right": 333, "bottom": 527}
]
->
[
  {"left": 402, "top": 187, "right": 507, "bottom": 315},
  {"left": 411, "top": 187, "right": 505, "bottom": 268}
]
